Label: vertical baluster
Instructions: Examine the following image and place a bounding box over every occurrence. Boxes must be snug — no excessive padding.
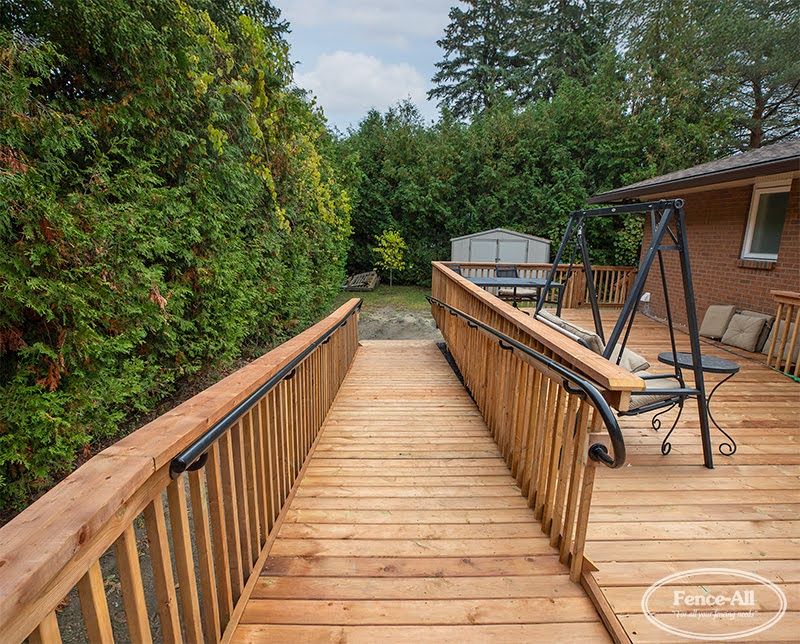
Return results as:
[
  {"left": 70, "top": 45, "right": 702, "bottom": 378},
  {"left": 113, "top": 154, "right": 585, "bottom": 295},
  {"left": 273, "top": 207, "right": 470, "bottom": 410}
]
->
[
  {"left": 242, "top": 412, "right": 262, "bottom": 561},
  {"left": 560, "top": 401, "right": 592, "bottom": 564},
  {"left": 271, "top": 382, "right": 290, "bottom": 512},
  {"left": 205, "top": 442, "right": 233, "bottom": 626},
  {"left": 29, "top": 611, "right": 61, "bottom": 644},
  {"left": 218, "top": 431, "right": 244, "bottom": 600},
  {"left": 510, "top": 363, "right": 531, "bottom": 480},
  {"left": 542, "top": 386, "right": 567, "bottom": 534},
  {"left": 767, "top": 302, "right": 784, "bottom": 367},
  {"left": 534, "top": 380, "right": 559, "bottom": 519},
  {"left": 788, "top": 306, "right": 800, "bottom": 375},
  {"left": 264, "top": 389, "right": 283, "bottom": 530},
  {"left": 251, "top": 400, "right": 270, "bottom": 545},
  {"left": 550, "top": 394, "right": 579, "bottom": 548},
  {"left": 523, "top": 369, "right": 546, "bottom": 502},
  {"left": 76, "top": 561, "right": 114, "bottom": 644},
  {"left": 570, "top": 412, "right": 601, "bottom": 581},
  {"left": 143, "top": 498, "right": 182, "bottom": 643},
  {"left": 166, "top": 477, "right": 204, "bottom": 643},
  {"left": 188, "top": 468, "right": 222, "bottom": 644},
  {"left": 231, "top": 420, "right": 255, "bottom": 575},
  {"left": 114, "top": 524, "right": 152, "bottom": 643}
]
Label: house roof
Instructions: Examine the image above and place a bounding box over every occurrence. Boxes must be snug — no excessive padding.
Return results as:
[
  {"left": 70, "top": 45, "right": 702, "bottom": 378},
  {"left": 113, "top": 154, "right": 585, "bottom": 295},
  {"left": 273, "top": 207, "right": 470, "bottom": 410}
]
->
[
  {"left": 589, "top": 139, "right": 800, "bottom": 204},
  {"left": 450, "top": 228, "right": 550, "bottom": 244}
]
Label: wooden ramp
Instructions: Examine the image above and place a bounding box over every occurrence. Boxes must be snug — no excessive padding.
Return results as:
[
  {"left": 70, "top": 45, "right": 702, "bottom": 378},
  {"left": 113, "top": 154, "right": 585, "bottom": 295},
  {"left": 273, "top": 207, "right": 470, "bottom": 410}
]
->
[{"left": 231, "top": 340, "right": 609, "bottom": 643}]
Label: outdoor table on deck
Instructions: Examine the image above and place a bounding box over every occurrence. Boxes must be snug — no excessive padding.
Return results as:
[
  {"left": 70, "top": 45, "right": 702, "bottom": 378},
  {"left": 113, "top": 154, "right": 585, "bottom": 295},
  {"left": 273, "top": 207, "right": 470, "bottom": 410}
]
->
[
  {"left": 657, "top": 351, "right": 740, "bottom": 457},
  {"left": 467, "top": 276, "right": 565, "bottom": 314}
]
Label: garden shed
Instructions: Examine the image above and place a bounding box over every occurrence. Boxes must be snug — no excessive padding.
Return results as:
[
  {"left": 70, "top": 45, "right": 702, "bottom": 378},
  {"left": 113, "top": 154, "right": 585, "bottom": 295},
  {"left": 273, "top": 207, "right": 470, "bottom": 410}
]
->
[{"left": 450, "top": 228, "right": 550, "bottom": 264}]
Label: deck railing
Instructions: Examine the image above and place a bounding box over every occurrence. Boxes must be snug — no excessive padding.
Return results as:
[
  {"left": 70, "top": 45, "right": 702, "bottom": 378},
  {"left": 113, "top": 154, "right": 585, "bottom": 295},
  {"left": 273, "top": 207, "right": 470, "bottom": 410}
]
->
[
  {"left": 767, "top": 290, "right": 800, "bottom": 378},
  {"left": 0, "top": 299, "right": 361, "bottom": 644},
  {"left": 454, "top": 262, "right": 637, "bottom": 309},
  {"left": 431, "top": 263, "right": 642, "bottom": 581}
]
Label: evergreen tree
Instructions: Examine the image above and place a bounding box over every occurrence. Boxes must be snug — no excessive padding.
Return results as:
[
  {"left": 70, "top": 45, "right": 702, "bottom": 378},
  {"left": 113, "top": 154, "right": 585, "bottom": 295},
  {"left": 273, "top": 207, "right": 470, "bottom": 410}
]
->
[
  {"left": 428, "top": 0, "right": 529, "bottom": 119},
  {"left": 698, "top": 0, "right": 800, "bottom": 149},
  {"left": 518, "top": 1, "right": 613, "bottom": 101}
]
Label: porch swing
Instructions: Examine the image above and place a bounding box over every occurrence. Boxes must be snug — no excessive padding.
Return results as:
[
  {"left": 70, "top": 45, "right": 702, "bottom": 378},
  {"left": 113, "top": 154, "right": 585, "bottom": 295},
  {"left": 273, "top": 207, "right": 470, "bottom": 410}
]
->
[{"left": 533, "top": 199, "right": 725, "bottom": 469}]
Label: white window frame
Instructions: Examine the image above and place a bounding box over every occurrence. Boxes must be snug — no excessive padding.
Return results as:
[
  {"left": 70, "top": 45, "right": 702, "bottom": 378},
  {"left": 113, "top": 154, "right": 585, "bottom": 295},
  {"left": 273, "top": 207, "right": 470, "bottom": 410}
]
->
[{"left": 741, "top": 182, "right": 791, "bottom": 261}]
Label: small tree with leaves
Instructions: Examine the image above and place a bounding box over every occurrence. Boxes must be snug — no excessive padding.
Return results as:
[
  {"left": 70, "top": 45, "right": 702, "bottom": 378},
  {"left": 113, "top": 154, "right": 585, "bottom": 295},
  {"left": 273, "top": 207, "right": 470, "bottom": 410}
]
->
[{"left": 373, "top": 229, "right": 407, "bottom": 287}]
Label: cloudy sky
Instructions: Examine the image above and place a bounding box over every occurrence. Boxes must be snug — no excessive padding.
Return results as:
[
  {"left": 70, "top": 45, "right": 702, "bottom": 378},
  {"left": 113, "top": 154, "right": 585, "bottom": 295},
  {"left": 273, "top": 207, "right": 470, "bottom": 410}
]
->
[{"left": 278, "top": 1, "right": 463, "bottom": 133}]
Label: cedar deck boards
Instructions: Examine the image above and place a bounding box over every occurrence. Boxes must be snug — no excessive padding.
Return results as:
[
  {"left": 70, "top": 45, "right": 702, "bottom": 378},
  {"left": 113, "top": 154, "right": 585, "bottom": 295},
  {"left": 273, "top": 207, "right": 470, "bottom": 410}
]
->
[
  {"left": 232, "top": 340, "right": 610, "bottom": 643},
  {"left": 563, "top": 310, "right": 800, "bottom": 643},
  {"left": 233, "top": 315, "right": 799, "bottom": 642}
]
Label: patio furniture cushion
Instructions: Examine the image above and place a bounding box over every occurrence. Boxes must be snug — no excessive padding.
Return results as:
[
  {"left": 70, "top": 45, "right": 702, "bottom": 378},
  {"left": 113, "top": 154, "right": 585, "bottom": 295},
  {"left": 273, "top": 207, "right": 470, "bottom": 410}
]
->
[
  {"left": 498, "top": 287, "right": 538, "bottom": 300},
  {"left": 739, "top": 310, "right": 774, "bottom": 352},
  {"left": 629, "top": 371, "right": 682, "bottom": 409},
  {"left": 721, "top": 313, "right": 765, "bottom": 352},
  {"left": 609, "top": 344, "right": 650, "bottom": 373},
  {"left": 537, "top": 310, "right": 604, "bottom": 354},
  {"left": 699, "top": 304, "right": 736, "bottom": 340},
  {"left": 762, "top": 320, "right": 800, "bottom": 361}
]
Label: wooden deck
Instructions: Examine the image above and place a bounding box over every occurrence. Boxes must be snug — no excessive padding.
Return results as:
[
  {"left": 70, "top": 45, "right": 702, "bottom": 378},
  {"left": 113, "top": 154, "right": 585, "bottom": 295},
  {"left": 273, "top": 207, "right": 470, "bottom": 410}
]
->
[
  {"left": 231, "top": 314, "right": 799, "bottom": 642},
  {"left": 231, "top": 340, "right": 610, "bottom": 643},
  {"left": 563, "top": 310, "right": 800, "bottom": 643}
]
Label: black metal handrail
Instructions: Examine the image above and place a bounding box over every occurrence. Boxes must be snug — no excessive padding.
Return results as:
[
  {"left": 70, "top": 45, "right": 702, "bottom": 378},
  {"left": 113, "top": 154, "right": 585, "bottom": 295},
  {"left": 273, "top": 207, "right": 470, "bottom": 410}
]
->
[
  {"left": 169, "top": 298, "right": 362, "bottom": 478},
  {"left": 428, "top": 295, "right": 625, "bottom": 469}
]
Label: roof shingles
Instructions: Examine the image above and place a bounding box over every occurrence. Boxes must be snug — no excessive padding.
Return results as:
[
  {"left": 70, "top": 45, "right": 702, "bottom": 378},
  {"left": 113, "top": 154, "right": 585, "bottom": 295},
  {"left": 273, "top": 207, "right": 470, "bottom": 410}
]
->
[{"left": 589, "top": 140, "right": 800, "bottom": 203}]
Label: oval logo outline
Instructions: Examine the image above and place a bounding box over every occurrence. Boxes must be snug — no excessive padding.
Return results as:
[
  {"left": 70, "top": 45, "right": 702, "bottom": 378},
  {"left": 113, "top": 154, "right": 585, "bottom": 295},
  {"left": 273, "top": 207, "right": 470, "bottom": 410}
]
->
[{"left": 641, "top": 567, "right": 787, "bottom": 641}]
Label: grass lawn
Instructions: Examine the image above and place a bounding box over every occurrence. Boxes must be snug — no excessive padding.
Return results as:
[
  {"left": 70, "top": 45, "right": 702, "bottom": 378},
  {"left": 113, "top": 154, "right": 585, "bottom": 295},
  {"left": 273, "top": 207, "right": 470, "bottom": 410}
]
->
[{"left": 331, "top": 284, "right": 432, "bottom": 313}]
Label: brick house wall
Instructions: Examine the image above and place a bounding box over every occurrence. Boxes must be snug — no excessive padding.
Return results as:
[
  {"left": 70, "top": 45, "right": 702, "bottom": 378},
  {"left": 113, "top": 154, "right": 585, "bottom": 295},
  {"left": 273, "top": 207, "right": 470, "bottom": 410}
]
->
[{"left": 639, "top": 177, "right": 799, "bottom": 327}]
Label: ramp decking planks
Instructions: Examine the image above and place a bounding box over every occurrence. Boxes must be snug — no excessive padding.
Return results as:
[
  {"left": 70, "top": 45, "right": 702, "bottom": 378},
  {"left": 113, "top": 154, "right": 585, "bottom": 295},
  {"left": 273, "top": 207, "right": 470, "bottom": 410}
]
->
[
  {"left": 231, "top": 313, "right": 800, "bottom": 643},
  {"left": 231, "top": 340, "right": 609, "bottom": 643}
]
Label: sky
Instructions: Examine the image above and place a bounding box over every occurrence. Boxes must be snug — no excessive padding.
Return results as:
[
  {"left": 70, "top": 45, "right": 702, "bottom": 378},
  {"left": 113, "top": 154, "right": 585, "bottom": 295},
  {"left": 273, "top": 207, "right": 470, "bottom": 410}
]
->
[{"left": 278, "top": 1, "right": 463, "bottom": 133}]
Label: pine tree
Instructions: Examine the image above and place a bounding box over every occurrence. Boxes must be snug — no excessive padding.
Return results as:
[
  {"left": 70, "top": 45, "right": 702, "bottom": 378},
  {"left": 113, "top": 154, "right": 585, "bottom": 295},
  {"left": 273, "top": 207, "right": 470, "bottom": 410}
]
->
[
  {"left": 519, "top": 1, "right": 613, "bottom": 102},
  {"left": 698, "top": 0, "right": 800, "bottom": 149},
  {"left": 428, "top": 0, "right": 530, "bottom": 119}
]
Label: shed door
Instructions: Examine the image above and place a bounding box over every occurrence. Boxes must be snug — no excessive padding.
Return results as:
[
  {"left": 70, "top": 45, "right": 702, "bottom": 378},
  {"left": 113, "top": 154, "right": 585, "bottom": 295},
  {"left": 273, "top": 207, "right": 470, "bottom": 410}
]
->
[
  {"left": 470, "top": 239, "right": 498, "bottom": 262},
  {"left": 498, "top": 239, "right": 527, "bottom": 264}
]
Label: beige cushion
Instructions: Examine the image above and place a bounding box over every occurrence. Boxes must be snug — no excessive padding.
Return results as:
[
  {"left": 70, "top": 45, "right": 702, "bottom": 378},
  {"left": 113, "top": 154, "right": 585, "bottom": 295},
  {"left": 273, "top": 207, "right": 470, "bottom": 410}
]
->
[
  {"left": 538, "top": 309, "right": 566, "bottom": 327},
  {"left": 629, "top": 371, "right": 682, "bottom": 409},
  {"left": 699, "top": 304, "right": 736, "bottom": 339},
  {"left": 739, "top": 310, "right": 774, "bottom": 352},
  {"left": 721, "top": 313, "right": 765, "bottom": 352},
  {"left": 497, "top": 287, "right": 537, "bottom": 300},
  {"left": 762, "top": 320, "right": 800, "bottom": 361},
  {"left": 536, "top": 310, "right": 604, "bottom": 353},
  {"left": 609, "top": 345, "right": 650, "bottom": 373}
]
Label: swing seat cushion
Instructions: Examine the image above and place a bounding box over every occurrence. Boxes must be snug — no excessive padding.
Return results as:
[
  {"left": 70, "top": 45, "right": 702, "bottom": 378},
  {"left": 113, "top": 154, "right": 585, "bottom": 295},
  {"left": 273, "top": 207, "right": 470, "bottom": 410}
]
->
[
  {"left": 537, "top": 310, "right": 604, "bottom": 353},
  {"left": 609, "top": 344, "right": 650, "bottom": 373},
  {"left": 721, "top": 313, "right": 766, "bottom": 352},
  {"left": 629, "top": 371, "right": 682, "bottom": 409},
  {"left": 699, "top": 304, "right": 736, "bottom": 339}
]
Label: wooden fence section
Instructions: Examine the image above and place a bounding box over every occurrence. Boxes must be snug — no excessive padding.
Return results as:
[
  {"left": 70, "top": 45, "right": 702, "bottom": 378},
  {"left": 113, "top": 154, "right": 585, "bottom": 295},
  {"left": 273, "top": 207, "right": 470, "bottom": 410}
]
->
[
  {"left": 767, "top": 290, "right": 800, "bottom": 377},
  {"left": 454, "top": 262, "right": 637, "bottom": 309},
  {"left": 431, "top": 263, "right": 640, "bottom": 582},
  {"left": 0, "top": 300, "right": 361, "bottom": 644}
]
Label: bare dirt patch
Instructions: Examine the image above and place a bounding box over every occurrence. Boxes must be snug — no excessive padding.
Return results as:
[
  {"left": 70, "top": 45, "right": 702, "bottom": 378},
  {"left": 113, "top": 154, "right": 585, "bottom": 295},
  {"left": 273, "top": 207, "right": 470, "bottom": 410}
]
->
[{"left": 358, "top": 307, "right": 442, "bottom": 341}]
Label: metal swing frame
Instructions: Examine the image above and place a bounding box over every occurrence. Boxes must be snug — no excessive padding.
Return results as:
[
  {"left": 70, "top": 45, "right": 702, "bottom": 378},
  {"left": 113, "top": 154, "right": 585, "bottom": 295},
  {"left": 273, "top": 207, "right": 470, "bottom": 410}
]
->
[{"left": 535, "top": 199, "right": 717, "bottom": 468}]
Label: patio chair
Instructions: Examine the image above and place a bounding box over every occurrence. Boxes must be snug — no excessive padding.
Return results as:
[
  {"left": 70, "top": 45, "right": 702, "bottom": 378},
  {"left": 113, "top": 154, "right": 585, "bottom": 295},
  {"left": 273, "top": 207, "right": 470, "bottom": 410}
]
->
[{"left": 496, "top": 265, "right": 539, "bottom": 306}]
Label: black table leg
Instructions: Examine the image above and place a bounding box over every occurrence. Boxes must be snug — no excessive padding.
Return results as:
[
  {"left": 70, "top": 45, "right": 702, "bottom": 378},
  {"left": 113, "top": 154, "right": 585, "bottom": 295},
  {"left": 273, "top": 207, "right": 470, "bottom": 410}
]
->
[{"left": 707, "top": 372, "right": 737, "bottom": 456}]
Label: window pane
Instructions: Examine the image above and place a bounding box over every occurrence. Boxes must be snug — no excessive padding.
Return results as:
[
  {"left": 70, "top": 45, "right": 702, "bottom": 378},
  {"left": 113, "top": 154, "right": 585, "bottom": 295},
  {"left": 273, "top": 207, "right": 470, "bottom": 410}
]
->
[{"left": 750, "top": 192, "right": 788, "bottom": 256}]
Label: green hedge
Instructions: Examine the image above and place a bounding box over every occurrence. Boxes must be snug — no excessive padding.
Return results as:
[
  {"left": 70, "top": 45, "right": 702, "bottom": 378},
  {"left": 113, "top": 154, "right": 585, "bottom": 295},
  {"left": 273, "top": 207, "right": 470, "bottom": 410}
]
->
[{"left": 0, "top": 1, "right": 351, "bottom": 508}]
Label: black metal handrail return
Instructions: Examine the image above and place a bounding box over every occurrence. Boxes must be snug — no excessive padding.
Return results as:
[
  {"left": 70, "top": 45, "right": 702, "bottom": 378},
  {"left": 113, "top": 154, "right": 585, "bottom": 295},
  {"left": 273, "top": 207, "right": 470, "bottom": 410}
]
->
[
  {"left": 169, "top": 298, "right": 363, "bottom": 479},
  {"left": 428, "top": 296, "right": 625, "bottom": 469}
]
